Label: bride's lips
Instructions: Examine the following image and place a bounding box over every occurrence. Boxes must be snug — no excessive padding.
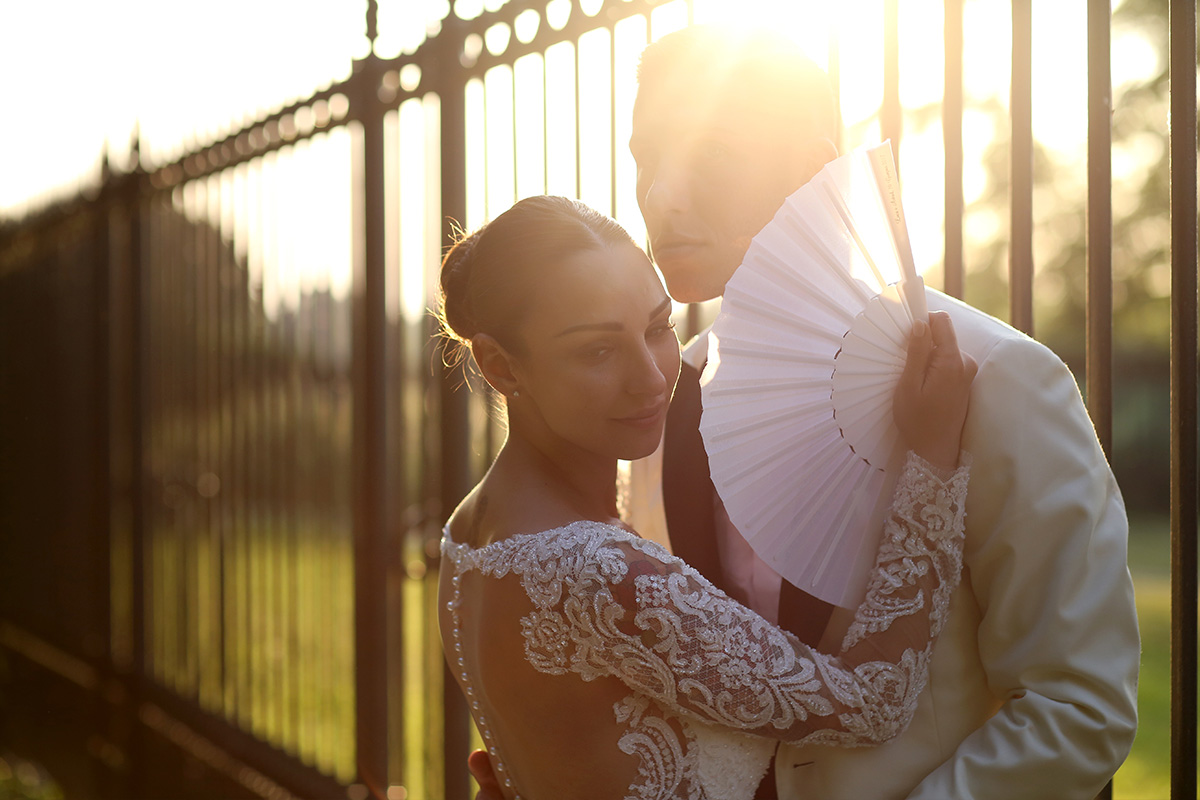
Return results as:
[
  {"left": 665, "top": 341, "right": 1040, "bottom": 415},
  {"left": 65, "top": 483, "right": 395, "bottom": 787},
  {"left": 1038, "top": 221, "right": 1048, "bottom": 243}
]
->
[{"left": 615, "top": 404, "right": 667, "bottom": 428}]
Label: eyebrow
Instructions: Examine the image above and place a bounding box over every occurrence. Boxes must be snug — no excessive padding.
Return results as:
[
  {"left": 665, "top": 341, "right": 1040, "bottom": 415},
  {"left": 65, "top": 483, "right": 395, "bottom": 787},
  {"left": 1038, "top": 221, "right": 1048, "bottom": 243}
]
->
[{"left": 555, "top": 298, "right": 673, "bottom": 337}]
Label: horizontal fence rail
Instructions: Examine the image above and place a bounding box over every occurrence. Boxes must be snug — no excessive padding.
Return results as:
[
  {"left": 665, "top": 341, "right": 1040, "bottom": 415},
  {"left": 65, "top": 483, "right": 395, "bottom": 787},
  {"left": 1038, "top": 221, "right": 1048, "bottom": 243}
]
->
[{"left": 0, "top": 1, "right": 1195, "bottom": 799}]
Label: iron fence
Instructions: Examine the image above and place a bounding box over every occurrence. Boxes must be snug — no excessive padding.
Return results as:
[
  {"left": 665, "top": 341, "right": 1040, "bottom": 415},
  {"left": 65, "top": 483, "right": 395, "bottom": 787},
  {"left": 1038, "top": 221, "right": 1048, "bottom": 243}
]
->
[{"left": 0, "top": 1, "right": 1194, "bottom": 799}]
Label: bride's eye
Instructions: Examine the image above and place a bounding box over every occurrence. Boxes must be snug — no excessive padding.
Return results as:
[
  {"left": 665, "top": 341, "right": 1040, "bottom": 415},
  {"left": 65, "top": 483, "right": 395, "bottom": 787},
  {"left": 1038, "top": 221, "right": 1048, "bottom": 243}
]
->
[
  {"left": 578, "top": 340, "right": 615, "bottom": 360},
  {"left": 648, "top": 319, "right": 677, "bottom": 339}
]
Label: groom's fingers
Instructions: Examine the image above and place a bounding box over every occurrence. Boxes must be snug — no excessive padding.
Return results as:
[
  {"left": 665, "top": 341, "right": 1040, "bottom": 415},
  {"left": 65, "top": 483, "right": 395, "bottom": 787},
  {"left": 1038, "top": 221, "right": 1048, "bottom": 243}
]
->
[
  {"left": 898, "top": 317, "right": 933, "bottom": 396},
  {"left": 927, "top": 310, "right": 957, "bottom": 350},
  {"left": 963, "top": 352, "right": 979, "bottom": 382},
  {"left": 926, "top": 311, "right": 971, "bottom": 381},
  {"left": 468, "top": 749, "right": 504, "bottom": 799}
]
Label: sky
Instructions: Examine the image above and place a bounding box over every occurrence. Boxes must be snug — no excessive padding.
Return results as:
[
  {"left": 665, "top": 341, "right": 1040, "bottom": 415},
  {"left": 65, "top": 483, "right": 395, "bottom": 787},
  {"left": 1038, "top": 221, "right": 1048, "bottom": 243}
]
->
[{"left": 0, "top": 0, "right": 1161, "bottom": 260}]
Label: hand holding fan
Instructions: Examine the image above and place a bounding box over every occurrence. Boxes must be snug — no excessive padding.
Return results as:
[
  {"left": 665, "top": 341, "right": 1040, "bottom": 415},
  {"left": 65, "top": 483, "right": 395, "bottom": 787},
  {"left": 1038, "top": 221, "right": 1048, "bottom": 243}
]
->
[{"left": 698, "top": 141, "right": 926, "bottom": 608}]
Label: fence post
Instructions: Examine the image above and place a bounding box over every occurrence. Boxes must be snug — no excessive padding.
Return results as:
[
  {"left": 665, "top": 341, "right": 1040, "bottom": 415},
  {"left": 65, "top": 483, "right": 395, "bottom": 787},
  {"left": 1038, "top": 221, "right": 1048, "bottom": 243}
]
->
[
  {"left": 126, "top": 140, "right": 148, "bottom": 800},
  {"left": 1169, "top": 0, "right": 1199, "bottom": 797},
  {"left": 1009, "top": 0, "right": 1034, "bottom": 335},
  {"left": 352, "top": 40, "right": 392, "bottom": 800},
  {"left": 436, "top": 14, "right": 472, "bottom": 800},
  {"left": 942, "top": 0, "right": 964, "bottom": 300}
]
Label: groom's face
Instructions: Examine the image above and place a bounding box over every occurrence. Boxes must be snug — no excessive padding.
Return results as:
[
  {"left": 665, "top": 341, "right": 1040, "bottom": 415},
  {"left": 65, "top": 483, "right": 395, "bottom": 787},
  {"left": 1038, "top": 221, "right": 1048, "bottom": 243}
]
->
[{"left": 631, "top": 75, "right": 810, "bottom": 304}]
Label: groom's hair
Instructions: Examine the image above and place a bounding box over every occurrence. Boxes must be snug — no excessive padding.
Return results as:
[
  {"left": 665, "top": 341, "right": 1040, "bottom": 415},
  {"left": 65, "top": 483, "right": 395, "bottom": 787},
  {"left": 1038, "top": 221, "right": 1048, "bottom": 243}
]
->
[{"left": 636, "top": 25, "right": 839, "bottom": 144}]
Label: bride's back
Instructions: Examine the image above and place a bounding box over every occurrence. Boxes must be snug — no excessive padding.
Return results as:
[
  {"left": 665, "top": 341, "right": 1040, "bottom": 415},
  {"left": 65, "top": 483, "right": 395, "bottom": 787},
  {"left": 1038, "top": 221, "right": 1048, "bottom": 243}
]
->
[{"left": 437, "top": 547, "right": 652, "bottom": 799}]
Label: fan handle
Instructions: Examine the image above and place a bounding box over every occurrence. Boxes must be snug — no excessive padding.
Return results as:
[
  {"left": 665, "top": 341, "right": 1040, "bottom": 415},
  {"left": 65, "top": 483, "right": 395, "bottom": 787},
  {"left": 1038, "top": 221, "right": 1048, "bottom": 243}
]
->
[{"left": 867, "top": 141, "right": 928, "bottom": 323}]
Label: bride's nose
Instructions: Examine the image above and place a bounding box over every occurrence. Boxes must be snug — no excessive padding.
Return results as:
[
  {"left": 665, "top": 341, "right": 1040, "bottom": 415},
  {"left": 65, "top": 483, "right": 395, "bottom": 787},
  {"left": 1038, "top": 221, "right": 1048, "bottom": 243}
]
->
[{"left": 627, "top": 342, "right": 670, "bottom": 397}]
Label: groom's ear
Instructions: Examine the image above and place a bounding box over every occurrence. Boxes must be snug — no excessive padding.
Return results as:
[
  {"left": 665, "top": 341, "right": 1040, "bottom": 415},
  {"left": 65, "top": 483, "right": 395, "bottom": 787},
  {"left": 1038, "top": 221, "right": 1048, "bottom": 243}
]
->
[{"left": 471, "top": 333, "right": 521, "bottom": 398}]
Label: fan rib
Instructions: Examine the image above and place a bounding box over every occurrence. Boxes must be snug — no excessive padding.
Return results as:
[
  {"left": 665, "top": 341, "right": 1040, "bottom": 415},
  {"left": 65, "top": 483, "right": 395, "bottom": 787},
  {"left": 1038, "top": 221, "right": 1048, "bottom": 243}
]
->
[{"left": 818, "top": 181, "right": 890, "bottom": 291}]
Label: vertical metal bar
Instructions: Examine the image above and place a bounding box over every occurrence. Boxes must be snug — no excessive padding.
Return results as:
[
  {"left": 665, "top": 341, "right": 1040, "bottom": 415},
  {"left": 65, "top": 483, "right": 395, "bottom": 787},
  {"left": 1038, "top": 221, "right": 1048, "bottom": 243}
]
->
[
  {"left": 543, "top": 42, "right": 550, "bottom": 196},
  {"left": 686, "top": 304, "right": 702, "bottom": 343},
  {"left": 231, "top": 162, "right": 249, "bottom": 731},
  {"left": 208, "top": 174, "right": 223, "bottom": 716},
  {"left": 187, "top": 180, "right": 201, "bottom": 698},
  {"left": 270, "top": 151, "right": 284, "bottom": 745},
  {"left": 195, "top": 177, "right": 209, "bottom": 706},
  {"left": 280, "top": 148, "right": 298, "bottom": 756},
  {"left": 157, "top": 193, "right": 172, "bottom": 688},
  {"left": 209, "top": 172, "right": 227, "bottom": 720},
  {"left": 125, "top": 166, "right": 147, "bottom": 800},
  {"left": 610, "top": 23, "right": 619, "bottom": 220},
  {"left": 205, "top": 176, "right": 218, "bottom": 707},
  {"left": 353, "top": 54, "right": 391, "bottom": 800},
  {"left": 1087, "top": 0, "right": 1113, "bottom": 461},
  {"left": 218, "top": 168, "right": 236, "bottom": 723},
  {"left": 252, "top": 155, "right": 270, "bottom": 740},
  {"left": 381, "top": 107, "right": 407, "bottom": 791},
  {"left": 439, "top": 20, "right": 472, "bottom": 798},
  {"left": 1009, "top": 0, "right": 1034, "bottom": 335},
  {"left": 1170, "top": 0, "right": 1199, "bottom": 796},
  {"left": 128, "top": 170, "right": 148, "bottom": 800},
  {"left": 828, "top": 26, "right": 843, "bottom": 152},
  {"left": 1087, "top": 0, "right": 1116, "bottom": 789},
  {"left": 575, "top": 36, "right": 583, "bottom": 201},
  {"left": 290, "top": 150, "right": 307, "bottom": 760},
  {"left": 513, "top": 58, "right": 521, "bottom": 205},
  {"left": 93, "top": 162, "right": 115, "bottom": 796},
  {"left": 175, "top": 186, "right": 189, "bottom": 692},
  {"left": 881, "top": 0, "right": 902, "bottom": 160},
  {"left": 942, "top": 0, "right": 964, "bottom": 300},
  {"left": 263, "top": 151, "right": 282, "bottom": 742}
]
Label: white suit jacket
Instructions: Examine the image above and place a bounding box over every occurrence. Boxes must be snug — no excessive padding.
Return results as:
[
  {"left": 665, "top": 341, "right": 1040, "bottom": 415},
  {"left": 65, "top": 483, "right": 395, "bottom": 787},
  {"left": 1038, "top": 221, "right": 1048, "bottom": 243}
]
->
[{"left": 627, "top": 289, "right": 1140, "bottom": 799}]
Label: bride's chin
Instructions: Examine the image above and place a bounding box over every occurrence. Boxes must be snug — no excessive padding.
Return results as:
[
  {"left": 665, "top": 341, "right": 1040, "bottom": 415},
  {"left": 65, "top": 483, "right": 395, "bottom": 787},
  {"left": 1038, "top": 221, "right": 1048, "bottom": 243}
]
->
[{"left": 620, "top": 434, "right": 666, "bottom": 462}]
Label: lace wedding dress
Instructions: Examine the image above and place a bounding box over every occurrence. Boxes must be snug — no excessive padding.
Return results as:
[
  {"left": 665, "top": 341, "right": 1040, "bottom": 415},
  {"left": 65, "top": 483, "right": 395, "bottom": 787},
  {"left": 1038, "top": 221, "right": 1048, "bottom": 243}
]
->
[{"left": 440, "top": 452, "right": 968, "bottom": 800}]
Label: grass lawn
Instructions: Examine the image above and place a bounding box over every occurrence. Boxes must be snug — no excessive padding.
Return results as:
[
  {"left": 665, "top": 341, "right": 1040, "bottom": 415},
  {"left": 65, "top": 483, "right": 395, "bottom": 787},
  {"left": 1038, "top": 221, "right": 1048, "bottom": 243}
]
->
[{"left": 1112, "top": 513, "right": 1194, "bottom": 799}]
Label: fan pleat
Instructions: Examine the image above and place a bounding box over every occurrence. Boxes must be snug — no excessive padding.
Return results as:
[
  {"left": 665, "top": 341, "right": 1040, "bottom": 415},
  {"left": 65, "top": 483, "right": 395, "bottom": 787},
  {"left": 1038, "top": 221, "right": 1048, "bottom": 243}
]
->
[
  {"left": 777, "top": 212, "right": 878, "bottom": 304},
  {"left": 722, "top": 294, "right": 846, "bottom": 346},
  {"left": 750, "top": 236, "right": 863, "bottom": 325},
  {"left": 715, "top": 344, "right": 831, "bottom": 367}
]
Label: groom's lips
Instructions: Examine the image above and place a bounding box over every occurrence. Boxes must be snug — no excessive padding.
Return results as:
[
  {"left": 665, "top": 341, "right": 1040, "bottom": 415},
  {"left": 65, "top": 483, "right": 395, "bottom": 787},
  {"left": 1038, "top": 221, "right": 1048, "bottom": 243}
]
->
[{"left": 651, "top": 235, "right": 704, "bottom": 261}]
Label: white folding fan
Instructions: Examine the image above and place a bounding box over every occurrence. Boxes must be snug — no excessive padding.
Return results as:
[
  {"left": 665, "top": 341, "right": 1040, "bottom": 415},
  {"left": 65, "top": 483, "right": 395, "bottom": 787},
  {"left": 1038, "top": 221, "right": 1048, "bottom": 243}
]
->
[{"left": 698, "top": 141, "right": 927, "bottom": 608}]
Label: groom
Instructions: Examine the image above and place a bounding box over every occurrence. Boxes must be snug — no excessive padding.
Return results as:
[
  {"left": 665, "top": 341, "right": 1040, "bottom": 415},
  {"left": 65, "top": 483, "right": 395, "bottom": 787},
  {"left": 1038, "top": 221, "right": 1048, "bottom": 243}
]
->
[{"left": 472, "top": 25, "right": 1139, "bottom": 799}]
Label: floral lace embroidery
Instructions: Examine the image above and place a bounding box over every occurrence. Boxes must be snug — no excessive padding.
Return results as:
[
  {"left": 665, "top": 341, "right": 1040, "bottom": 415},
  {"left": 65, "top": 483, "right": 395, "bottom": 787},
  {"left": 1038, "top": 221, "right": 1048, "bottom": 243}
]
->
[
  {"left": 614, "top": 695, "right": 701, "bottom": 800},
  {"left": 441, "top": 451, "right": 968, "bottom": 800},
  {"left": 841, "top": 454, "right": 969, "bottom": 650}
]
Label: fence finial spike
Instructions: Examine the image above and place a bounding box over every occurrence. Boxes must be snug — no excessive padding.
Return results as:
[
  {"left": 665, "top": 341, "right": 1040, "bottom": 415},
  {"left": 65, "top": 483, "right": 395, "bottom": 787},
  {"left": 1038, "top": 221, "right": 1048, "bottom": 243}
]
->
[{"left": 366, "top": 0, "right": 378, "bottom": 45}]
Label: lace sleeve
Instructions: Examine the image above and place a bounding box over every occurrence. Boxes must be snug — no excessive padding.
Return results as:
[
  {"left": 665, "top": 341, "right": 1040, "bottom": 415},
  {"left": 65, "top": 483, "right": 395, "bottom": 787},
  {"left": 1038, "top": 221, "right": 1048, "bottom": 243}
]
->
[{"left": 520, "top": 451, "right": 969, "bottom": 748}]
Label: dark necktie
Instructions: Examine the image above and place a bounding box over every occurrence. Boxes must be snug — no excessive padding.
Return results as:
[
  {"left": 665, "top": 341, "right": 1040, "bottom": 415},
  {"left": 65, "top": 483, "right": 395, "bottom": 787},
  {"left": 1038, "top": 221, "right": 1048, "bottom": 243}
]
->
[{"left": 662, "top": 361, "right": 726, "bottom": 591}]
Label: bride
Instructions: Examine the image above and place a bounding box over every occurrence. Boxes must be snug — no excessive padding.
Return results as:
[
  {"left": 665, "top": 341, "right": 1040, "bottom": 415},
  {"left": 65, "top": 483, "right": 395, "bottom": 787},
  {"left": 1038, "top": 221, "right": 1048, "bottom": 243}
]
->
[{"left": 436, "top": 195, "right": 976, "bottom": 800}]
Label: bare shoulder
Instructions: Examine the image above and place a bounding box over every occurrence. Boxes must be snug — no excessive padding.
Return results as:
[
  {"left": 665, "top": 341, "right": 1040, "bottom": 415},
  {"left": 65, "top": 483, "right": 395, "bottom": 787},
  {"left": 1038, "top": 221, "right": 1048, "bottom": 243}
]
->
[{"left": 446, "top": 472, "right": 599, "bottom": 549}]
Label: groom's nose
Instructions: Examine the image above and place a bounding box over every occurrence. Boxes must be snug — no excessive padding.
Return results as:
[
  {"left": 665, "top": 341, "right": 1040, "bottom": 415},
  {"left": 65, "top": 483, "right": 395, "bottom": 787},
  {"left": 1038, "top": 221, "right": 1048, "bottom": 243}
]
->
[{"left": 642, "top": 159, "right": 691, "bottom": 221}]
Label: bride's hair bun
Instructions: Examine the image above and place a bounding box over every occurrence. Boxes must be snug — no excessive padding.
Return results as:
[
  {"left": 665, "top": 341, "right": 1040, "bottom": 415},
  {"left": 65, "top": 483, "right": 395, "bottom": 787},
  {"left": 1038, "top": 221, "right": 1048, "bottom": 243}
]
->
[
  {"left": 438, "top": 228, "right": 483, "bottom": 347},
  {"left": 436, "top": 196, "right": 636, "bottom": 369}
]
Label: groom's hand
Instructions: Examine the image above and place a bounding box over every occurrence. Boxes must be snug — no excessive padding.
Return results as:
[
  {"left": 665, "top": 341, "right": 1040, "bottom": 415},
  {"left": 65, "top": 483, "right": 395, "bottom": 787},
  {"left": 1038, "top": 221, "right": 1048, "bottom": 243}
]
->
[
  {"left": 468, "top": 749, "right": 504, "bottom": 800},
  {"left": 894, "top": 311, "right": 977, "bottom": 469}
]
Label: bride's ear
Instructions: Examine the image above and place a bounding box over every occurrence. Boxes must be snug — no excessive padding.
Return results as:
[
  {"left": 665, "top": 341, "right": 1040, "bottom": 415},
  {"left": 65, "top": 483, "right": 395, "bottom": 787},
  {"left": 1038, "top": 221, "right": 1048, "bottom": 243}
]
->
[{"left": 471, "top": 333, "right": 521, "bottom": 399}]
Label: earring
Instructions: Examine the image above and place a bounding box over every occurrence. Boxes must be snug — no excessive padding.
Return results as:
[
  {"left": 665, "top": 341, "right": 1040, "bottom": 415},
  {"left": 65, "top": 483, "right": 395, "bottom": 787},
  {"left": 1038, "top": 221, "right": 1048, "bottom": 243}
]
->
[{"left": 512, "top": 389, "right": 520, "bottom": 398}]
